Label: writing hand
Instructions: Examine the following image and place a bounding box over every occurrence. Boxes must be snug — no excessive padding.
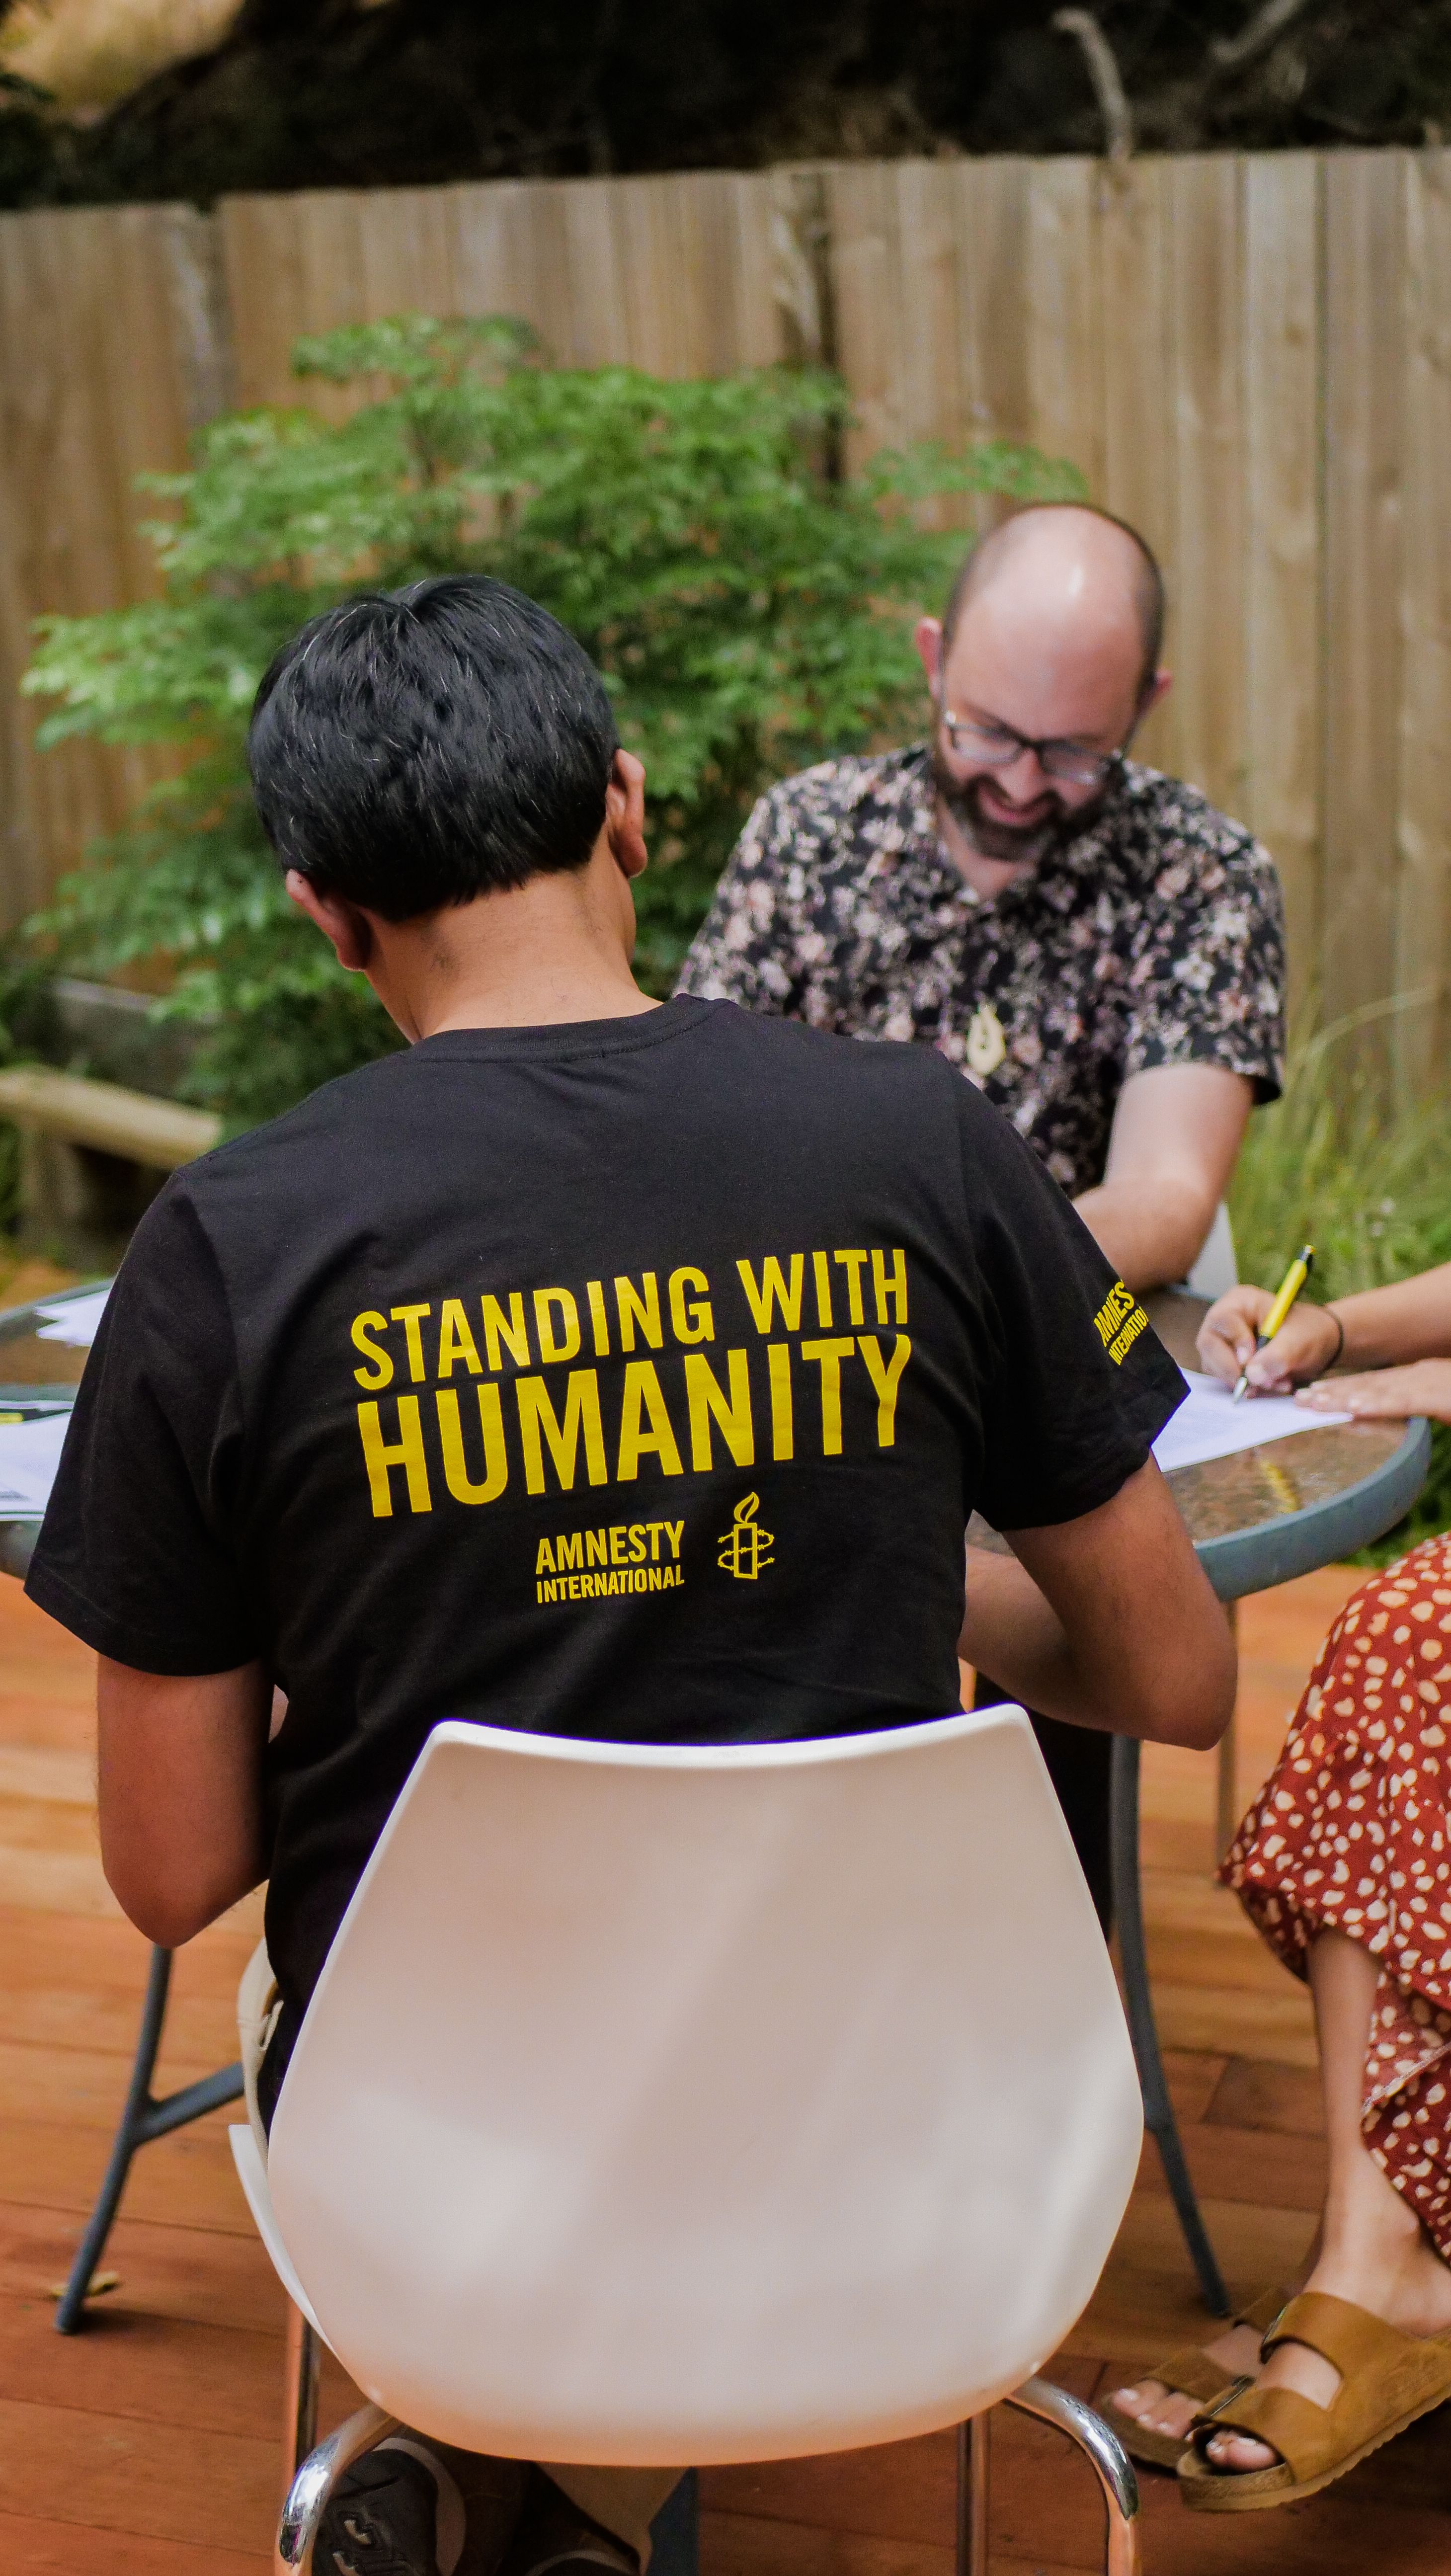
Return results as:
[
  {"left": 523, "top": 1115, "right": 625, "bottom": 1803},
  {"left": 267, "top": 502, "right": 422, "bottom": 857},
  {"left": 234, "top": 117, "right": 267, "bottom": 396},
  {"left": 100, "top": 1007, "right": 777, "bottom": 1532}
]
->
[{"left": 1196, "top": 1286, "right": 1341, "bottom": 1393}]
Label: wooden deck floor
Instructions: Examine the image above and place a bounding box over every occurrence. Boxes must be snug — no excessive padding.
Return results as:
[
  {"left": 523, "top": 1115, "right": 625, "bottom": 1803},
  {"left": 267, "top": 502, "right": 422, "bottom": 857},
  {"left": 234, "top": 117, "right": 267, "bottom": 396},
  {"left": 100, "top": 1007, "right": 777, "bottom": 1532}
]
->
[{"left": 2, "top": 1565, "right": 1449, "bottom": 2573}]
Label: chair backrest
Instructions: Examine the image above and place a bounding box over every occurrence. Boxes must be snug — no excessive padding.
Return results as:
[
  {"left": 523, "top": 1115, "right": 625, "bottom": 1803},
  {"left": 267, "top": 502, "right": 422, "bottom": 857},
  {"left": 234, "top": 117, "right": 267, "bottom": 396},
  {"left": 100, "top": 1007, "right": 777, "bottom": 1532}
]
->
[
  {"left": 266, "top": 1706, "right": 1141, "bottom": 2466},
  {"left": 1185, "top": 1201, "right": 1238, "bottom": 1301}
]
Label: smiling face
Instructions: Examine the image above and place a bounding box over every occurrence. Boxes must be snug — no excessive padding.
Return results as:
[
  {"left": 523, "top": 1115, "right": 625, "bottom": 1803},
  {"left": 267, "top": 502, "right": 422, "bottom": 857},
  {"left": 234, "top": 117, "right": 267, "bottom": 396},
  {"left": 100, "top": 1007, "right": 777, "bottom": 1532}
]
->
[{"left": 918, "top": 507, "right": 1168, "bottom": 873}]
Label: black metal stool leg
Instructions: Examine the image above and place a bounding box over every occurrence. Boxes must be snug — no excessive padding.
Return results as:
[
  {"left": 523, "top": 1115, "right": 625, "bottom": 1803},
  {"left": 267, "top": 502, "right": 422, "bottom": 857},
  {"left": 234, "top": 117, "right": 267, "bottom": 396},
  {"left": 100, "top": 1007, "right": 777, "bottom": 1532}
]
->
[
  {"left": 55, "top": 1942, "right": 246, "bottom": 2333},
  {"left": 1109, "top": 1736, "right": 1230, "bottom": 2317}
]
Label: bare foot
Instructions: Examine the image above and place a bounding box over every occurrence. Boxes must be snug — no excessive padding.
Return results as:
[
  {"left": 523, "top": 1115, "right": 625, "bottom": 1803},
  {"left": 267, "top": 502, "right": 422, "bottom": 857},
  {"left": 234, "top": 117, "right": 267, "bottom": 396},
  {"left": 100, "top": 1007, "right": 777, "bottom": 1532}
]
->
[
  {"left": 1204, "top": 2164, "right": 1451, "bottom": 2474},
  {"left": 1109, "top": 2319, "right": 1265, "bottom": 2447}
]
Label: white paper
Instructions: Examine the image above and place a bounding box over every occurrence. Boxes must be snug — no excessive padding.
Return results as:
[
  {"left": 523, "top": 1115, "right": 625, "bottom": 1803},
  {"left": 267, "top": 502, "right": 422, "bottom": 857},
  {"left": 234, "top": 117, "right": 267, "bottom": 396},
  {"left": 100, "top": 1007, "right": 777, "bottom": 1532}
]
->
[
  {"left": 33, "top": 1288, "right": 110, "bottom": 1348},
  {"left": 0, "top": 1409, "right": 72, "bottom": 1513},
  {"left": 1152, "top": 1368, "right": 1354, "bottom": 1475}
]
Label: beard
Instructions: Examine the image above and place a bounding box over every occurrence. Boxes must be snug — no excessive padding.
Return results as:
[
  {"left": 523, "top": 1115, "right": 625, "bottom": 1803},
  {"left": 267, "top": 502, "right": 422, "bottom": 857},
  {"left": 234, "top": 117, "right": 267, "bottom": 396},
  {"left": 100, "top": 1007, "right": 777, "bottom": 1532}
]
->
[{"left": 931, "top": 750, "right": 1112, "bottom": 870}]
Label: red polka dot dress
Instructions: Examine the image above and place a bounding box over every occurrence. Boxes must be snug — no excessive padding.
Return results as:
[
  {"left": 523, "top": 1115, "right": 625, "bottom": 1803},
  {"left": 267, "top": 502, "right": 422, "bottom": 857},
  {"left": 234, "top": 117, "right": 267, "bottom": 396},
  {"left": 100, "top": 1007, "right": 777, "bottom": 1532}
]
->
[{"left": 1223, "top": 1534, "right": 1451, "bottom": 2259}]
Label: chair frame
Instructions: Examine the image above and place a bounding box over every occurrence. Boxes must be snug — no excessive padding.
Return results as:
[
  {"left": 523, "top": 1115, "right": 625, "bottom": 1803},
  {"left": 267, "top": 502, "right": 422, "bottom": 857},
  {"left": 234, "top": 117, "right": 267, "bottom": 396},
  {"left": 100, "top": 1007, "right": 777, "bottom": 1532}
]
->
[{"left": 273, "top": 2316, "right": 1139, "bottom": 2576}]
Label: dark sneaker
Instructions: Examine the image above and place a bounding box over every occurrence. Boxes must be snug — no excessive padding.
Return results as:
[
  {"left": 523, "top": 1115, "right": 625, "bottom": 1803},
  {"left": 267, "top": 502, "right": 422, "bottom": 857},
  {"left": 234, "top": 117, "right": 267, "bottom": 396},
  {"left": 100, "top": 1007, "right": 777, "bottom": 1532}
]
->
[{"left": 316, "top": 2445, "right": 446, "bottom": 2576}]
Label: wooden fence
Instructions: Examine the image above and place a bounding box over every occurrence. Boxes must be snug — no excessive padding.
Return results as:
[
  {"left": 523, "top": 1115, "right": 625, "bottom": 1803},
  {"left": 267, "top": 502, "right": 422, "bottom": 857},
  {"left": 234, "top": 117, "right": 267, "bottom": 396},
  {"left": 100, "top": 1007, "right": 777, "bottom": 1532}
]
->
[{"left": 0, "top": 153, "right": 1447, "bottom": 1087}]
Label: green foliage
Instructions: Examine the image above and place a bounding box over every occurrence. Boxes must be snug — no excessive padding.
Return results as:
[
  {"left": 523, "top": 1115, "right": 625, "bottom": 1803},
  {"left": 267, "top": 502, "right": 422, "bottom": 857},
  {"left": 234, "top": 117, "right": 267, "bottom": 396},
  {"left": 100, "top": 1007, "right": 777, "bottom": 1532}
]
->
[
  {"left": 1228, "top": 1009, "right": 1451, "bottom": 1564},
  {"left": 20, "top": 316, "right": 1083, "bottom": 1127}
]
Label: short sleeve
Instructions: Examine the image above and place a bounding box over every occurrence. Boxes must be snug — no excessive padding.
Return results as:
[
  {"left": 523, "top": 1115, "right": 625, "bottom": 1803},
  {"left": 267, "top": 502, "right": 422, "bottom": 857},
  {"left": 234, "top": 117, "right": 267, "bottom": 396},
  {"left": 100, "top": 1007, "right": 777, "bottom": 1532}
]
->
[
  {"left": 25, "top": 1179, "right": 256, "bottom": 1675},
  {"left": 1121, "top": 805, "right": 1287, "bottom": 1104},
  {"left": 675, "top": 785, "right": 804, "bottom": 1012},
  {"left": 960, "top": 1090, "right": 1186, "bottom": 1531}
]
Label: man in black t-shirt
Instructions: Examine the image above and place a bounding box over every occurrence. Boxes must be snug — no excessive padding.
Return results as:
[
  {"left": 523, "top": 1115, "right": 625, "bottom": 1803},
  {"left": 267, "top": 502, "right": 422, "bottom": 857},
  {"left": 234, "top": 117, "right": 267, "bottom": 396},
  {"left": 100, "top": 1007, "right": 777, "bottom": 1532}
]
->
[{"left": 28, "top": 576, "right": 1234, "bottom": 2576}]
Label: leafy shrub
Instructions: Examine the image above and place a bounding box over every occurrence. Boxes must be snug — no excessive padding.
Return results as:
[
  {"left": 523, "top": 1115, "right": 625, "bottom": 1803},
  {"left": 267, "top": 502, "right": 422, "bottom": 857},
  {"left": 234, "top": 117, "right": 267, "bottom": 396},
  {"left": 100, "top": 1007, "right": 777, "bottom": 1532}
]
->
[{"left": 20, "top": 315, "right": 1082, "bottom": 1127}]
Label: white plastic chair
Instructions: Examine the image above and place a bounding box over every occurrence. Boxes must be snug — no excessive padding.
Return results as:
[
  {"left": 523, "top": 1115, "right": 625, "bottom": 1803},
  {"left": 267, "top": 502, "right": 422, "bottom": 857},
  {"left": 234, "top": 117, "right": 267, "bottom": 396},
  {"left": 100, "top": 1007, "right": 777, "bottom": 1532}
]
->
[
  {"left": 233, "top": 1704, "right": 1144, "bottom": 2574},
  {"left": 1185, "top": 1201, "right": 1238, "bottom": 1301}
]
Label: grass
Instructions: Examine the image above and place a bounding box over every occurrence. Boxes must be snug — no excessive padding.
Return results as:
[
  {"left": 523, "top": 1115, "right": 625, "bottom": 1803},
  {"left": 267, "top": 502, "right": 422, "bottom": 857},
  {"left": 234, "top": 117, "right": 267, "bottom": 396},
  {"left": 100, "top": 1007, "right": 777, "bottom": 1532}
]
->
[{"left": 1228, "top": 1009, "right": 1451, "bottom": 1566}]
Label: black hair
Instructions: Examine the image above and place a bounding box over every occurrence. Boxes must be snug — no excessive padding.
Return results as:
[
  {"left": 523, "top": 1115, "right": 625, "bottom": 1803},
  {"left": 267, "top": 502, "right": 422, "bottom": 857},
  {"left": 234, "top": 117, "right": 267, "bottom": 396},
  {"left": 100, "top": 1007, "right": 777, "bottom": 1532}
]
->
[
  {"left": 941, "top": 503, "right": 1166, "bottom": 698},
  {"left": 247, "top": 574, "right": 620, "bottom": 920}
]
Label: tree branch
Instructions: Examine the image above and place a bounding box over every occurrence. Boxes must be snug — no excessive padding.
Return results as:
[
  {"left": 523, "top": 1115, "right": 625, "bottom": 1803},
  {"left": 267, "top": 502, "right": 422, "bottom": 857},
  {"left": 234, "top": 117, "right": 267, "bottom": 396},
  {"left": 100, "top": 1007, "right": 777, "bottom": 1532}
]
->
[
  {"left": 1210, "top": 0, "right": 1317, "bottom": 74},
  {"left": 1051, "top": 9, "right": 1133, "bottom": 161}
]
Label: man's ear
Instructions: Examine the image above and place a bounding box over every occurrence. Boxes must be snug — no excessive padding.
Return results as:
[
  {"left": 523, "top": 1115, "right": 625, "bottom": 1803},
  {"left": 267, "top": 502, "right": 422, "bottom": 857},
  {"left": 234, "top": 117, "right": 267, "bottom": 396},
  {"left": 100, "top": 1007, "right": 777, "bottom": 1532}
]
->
[
  {"left": 604, "top": 749, "right": 648, "bottom": 881},
  {"left": 286, "top": 869, "right": 376, "bottom": 973},
  {"left": 1139, "top": 667, "right": 1172, "bottom": 723},
  {"left": 914, "top": 616, "right": 944, "bottom": 700}
]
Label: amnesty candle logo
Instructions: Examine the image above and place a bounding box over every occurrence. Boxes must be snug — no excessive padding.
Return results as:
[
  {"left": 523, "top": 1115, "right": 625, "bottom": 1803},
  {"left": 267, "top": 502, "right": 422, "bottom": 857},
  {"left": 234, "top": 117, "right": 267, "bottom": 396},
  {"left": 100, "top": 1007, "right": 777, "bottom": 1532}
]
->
[{"left": 719, "top": 1491, "right": 774, "bottom": 1580}]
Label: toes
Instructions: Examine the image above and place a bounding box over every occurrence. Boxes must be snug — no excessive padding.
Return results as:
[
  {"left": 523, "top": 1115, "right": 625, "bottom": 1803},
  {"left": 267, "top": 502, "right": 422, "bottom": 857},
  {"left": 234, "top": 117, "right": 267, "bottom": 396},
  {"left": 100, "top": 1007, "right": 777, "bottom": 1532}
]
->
[
  {"left": 1205, "top": 2431, "right": 1279, "bottom": 2474},
  {"left": 1141, "top": 2401, "right": 1193, "bottom": 2438},
  {"left": 1109, "top": 2378, "right": 1165, "bottom": 2421}
]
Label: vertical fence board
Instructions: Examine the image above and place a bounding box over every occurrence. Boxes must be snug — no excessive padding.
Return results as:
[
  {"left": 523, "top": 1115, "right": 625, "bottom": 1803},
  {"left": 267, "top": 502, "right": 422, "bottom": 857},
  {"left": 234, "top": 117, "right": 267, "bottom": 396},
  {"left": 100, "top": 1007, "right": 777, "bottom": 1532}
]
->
[
  {"left": 1321, "top": 152, "right": 1406, "bottom": 1060},
  {"left": 0, "top": 206, "right": 204, "bottom": 925},
  {"left": 1243, "top": 154, "right": 1322, "bottom": 1021},
  {"left": 1164, "top": 158, "right": 1245, "bottom": 820},
  {"left": 1098, "top": 159, "right": 1174, "bottom": 774},
  {"left": 823, "top": 161, "right": 903, "bottom": 480},
  {"left": 221, "top": 193, "right": 321, "bottom": 409},
  {"left": 1024, "top": 159, "right": 1102, "bottom": 497},
  {"left": 1396, "top": 150, "right": 1451, "bottom": 1095}
]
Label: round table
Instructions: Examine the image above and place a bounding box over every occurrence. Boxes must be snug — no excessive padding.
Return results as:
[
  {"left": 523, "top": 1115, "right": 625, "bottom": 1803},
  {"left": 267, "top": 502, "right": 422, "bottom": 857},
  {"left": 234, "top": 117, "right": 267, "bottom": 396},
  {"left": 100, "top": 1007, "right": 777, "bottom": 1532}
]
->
[
  {"left": 8, "top": 1280, "right": 1433, "bottom": 2326},
  {"left": 0, "top": 1282, "right": 97, "bottom": 1580}
]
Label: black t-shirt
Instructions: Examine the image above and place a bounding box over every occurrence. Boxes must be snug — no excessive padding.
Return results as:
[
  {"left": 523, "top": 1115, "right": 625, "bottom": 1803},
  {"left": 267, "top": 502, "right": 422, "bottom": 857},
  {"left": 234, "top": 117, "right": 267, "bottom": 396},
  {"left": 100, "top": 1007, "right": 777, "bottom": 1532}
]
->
[{"left": 27, "top": 997, "right": 1183, "bottom": 2032}]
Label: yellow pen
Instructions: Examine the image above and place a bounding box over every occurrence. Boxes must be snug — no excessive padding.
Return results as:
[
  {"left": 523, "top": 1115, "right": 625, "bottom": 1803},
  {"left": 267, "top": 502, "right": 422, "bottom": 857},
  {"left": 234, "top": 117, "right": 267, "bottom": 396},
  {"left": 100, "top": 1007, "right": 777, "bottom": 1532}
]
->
[{"left": 1232, "top": 1244, "right": 1315, "bottom": 1403}]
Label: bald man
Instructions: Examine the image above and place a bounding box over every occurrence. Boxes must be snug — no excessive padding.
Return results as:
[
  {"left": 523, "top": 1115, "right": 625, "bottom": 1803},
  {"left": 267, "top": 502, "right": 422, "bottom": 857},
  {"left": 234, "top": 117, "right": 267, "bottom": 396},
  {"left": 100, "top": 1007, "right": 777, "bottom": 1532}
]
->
[{"left": 678, "top": 502, "right": 1285, "bottom": 1920}]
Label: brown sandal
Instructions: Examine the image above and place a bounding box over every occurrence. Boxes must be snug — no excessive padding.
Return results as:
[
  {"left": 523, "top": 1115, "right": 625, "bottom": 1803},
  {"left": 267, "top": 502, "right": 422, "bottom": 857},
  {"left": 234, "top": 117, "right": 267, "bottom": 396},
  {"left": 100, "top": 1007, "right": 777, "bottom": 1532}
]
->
[
  {"left": 1179, "top": 2289, "right": 1451, "bottom": 2510},
  {"left": 1098, "top": 2285, "right": 1290, "bottom": 2471}
]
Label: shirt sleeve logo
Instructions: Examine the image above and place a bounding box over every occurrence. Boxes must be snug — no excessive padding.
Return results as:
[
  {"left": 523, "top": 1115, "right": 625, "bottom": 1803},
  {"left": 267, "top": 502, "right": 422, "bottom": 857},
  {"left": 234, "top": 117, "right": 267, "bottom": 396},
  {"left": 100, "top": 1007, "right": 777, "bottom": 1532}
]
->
[
  {"left": 1093, "top": 1279, "right": 1149, "bottom": 1366},
  {"left": 718, "top": 1490, "right": 774, "bottom": 1580}
]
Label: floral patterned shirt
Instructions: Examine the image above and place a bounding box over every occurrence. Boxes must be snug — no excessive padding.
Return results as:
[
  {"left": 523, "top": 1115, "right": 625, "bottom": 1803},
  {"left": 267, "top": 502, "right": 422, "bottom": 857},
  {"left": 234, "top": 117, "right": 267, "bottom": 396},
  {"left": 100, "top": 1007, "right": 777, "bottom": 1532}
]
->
[{"left": 676, "top": 746, "right": 1287, "bottom": 1197}]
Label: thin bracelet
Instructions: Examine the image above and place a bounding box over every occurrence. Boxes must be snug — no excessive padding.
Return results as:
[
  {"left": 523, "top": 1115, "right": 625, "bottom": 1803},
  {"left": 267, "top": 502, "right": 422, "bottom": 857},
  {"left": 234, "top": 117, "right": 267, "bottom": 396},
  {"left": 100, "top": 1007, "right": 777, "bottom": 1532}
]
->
[{"left": 1324, "top": 1307, "right": 1346, "bottom": 1370}]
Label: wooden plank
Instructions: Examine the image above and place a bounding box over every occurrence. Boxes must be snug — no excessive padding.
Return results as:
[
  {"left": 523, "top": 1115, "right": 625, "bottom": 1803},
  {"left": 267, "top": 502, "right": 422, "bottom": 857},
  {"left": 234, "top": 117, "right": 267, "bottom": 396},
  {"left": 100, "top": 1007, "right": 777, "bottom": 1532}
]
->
[
  {"left": 0, "top": 2117, "right": 257, "bottom": 2233},
  {"left": 1135, "top": 2117, "right": 1327, "bottom": 2211},
  {"left": 1243, "top": 153, "right": 1322, "bottom": 1017},
  {"left": 1320, "top": 151, "right": 1407, "bottom": 1070},
  {"left": 1023, "top": 158, "right": 1102, "bottom": 499},
  {"left": 1098, "top": 157, "right": 1175, "bottom": 772},
  {"left": 822, "top": 160, "right": 902, "bottom": 483},
  {"left": 1164, "top": 155, "right": 1246, "bottom": 817},
  {"left": 0, "top": 2398, "right": 275, "bottom": 2553},
  {"left": 952, "top": 158, "right": 1032, "bottom": 455},
  {"left": 554, "top": 178, "right": 631, "bottom": 366},
  {"left": 887, "top": 161, "right": 966, "bottom": 535},
  {"left": 0, "top": 1069, "right": 220, "bottom": 1167},
  {"left": 0, "top": 1904, "right": 253, "bottom": 2001},
  {"left": 1, "top": 2204, "right": 282, "bottom": 2336},
  {"left": 1395, "top": 148, "right": 1451, "bottom": 1097},
  {"left": 217, "top": 194, "right": 310, "bottom": 409},
  {"left": 1206, "top": 2055, "right": 1324, "bottom": 2135},
  {"left": 355, "top": 184, "right": 456, "bottom": 324},
  {"left": 0, "top": 2516, "right": 267, "bottom": 2572}
]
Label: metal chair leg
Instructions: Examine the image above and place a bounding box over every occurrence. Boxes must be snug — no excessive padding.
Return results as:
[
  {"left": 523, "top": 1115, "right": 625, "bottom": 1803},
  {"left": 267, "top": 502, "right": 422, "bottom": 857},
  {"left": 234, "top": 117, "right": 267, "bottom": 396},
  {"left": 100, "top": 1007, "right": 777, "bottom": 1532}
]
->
[
  {"left": 1004, "top": 2377, "right": 1139, "bottom": 2576},
  {"left": 277, "top": 2402, "right": 398, "bottom": 2574},
  {"left": 955, "top": 2414, "right": 990, "bottom": 2576},
  {"left": 1109, "top": 1736, "right": 1230, "bottom": 2317},
  {"left": 55, "top": 1942, "right": 245, "bottom": 2334},
  {"left": 282, "top": 2304, "right": 322, "bottom": 2492}
]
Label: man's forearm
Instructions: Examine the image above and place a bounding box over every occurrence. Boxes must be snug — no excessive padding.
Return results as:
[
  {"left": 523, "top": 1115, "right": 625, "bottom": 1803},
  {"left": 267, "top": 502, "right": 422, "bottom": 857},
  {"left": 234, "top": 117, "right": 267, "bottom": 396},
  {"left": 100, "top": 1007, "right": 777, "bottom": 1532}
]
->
[
  {"left": 1072, "top": 1175, "right": 1211, "bottom": 1294},
  {"left": 961, "top": 1545, "right": 1103, "bottom": 1730},
  {"left": 961, "top": 1461, "right": 1236, "bottom": 1753}
]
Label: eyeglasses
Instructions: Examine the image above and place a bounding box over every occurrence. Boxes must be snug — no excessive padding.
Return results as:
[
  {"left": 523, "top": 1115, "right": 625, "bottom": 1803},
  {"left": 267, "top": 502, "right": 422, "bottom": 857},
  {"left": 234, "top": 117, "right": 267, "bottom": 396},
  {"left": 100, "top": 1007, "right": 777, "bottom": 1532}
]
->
[{"left": 938, "top": 706, "right": 1123, "bottom": 790}]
